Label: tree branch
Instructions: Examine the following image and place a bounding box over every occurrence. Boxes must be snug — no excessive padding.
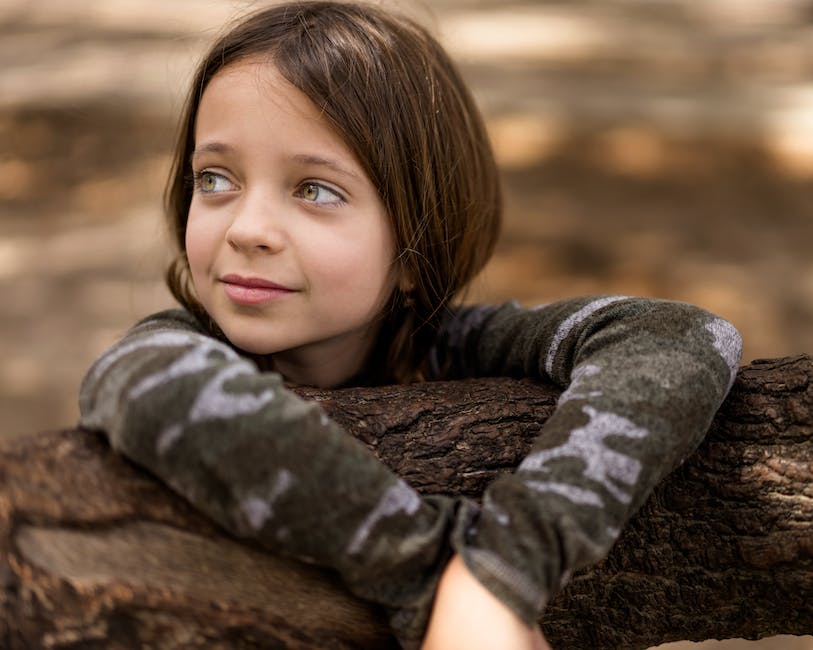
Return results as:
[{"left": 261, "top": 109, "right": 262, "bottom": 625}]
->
[{"left": 0, "top": 356, "right": 810, "bottom": 648}]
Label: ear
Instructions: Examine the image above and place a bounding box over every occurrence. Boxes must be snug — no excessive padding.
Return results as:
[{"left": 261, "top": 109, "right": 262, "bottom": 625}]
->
[
  {"left": 399, "top": 278, "right": 415, "bottom": 293},
  {"left": 395, "top": 258, "right": 415, "bottom": 293},
  {"left": 398, "top": 274, "right": 416, "bottom": 308}
]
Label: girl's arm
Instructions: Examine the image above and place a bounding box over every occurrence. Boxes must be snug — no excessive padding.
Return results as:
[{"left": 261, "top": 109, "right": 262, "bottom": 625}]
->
[
  {"left": 421, "top": 554, "right": 550, "bottom": 650},
  {"left": 428, "top": 296, "right": 741, "bottom": 628},
  {"left": 79, "top": 309, "right": 455, "bottom": 649}
]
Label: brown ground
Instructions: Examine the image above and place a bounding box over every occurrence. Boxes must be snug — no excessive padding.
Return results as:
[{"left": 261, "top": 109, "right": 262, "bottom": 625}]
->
[{"left": 0, "top": 1, "right": 810, "bottom": 647}]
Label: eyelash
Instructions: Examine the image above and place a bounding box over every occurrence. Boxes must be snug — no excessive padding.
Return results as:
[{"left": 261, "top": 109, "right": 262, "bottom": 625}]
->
[
  {"left": 192, "top": 170, "right": 233, "bottom": 194},
  {"left": 191, "top": 171, "right": 346, "bottom": 206},
  {"left": 294, "top": 181, "right": 346, "bottom": 206}
]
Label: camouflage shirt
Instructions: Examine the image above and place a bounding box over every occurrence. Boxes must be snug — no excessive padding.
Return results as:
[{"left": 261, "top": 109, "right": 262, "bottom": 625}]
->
[{"left": 79, "top": 296, "right": 741, "bottom": 648}]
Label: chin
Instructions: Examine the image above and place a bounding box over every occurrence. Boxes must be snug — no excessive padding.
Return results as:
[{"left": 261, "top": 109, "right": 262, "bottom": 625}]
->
[{"left": 219, "top": 326, "right": 280, "bottom": 356}]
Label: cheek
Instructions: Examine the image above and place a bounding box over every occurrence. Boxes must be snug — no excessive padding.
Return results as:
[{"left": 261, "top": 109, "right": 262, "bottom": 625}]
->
[
  {"left": 309, "top": 227, "right": 396, "bottom": 303},
  {"left": 184, "top": 213, "right": 217, "bottom": 275}
]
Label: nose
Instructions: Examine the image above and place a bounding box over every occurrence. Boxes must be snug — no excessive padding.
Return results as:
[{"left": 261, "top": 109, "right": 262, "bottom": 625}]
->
[{"left": 225, "top": 192, "right": 286, "bottom": 254}]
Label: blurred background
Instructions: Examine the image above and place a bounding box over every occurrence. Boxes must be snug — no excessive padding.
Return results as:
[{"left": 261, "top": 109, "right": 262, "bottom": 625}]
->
[{"left": 0, "top": 1, "right": 811, "bottom": 647}]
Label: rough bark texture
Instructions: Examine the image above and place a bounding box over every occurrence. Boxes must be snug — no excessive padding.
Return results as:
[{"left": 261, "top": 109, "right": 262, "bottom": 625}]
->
[{"left": 0, "top": 355, "right": 810, "bottom": 648}]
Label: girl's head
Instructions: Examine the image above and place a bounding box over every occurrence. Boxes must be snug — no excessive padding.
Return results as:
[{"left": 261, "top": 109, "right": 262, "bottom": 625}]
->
[{"left": 165, "top": 0, "right": 501, "bottom": 385}]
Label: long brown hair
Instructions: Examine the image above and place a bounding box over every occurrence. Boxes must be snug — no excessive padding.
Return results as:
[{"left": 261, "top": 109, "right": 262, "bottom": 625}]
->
[{"left": 165, "top": 0, "right": 502, "bottom": 383}]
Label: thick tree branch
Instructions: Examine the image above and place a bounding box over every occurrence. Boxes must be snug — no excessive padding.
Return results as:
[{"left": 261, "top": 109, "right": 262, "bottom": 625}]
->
[{"left": 0, "top": 356, "right": 810, "bottom": 648}]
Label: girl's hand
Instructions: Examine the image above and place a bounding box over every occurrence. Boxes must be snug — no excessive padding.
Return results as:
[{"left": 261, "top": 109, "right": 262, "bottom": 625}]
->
[{"left": 420, "top": 554, "right": 551, "bottom": 650}]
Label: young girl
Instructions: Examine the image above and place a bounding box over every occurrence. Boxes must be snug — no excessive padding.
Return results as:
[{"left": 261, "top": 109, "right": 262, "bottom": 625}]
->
[{"left": 79, "top": 2, "right": 742, "bottom": 648}]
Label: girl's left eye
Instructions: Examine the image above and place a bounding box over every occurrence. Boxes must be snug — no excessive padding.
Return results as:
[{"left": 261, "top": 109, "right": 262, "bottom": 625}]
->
[{"left": 297, "top": 182, "right": 344, "bottom": 205}]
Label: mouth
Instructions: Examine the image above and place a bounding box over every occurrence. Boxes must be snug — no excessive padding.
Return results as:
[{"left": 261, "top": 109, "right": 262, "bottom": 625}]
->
[{"left": 220, "top": 274, "right": 296, "bottom": 305}]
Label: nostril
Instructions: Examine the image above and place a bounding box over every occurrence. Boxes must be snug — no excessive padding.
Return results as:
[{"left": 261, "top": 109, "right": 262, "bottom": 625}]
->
[{"left": 224, "top": 210, "right": 285, "bottom": 253}]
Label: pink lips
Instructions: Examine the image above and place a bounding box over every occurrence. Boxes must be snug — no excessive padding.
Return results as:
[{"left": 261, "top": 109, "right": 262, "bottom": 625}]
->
[{"left": 220, "top": 274, "right": 296, "bottom": 305}]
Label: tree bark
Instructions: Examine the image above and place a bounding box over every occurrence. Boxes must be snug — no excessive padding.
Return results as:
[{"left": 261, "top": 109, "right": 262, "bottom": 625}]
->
[{"left": 0, "top": 355, "right": 810, "bottom": 649}]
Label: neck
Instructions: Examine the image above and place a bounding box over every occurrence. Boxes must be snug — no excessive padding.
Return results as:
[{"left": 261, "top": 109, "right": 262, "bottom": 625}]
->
[{"left": 271, "top": 333, "right": 376, "bottom": 389}]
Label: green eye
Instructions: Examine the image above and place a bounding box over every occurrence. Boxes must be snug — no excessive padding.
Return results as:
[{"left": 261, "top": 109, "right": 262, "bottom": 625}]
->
[
  {"left": 302, "top": 183, "right": 319, "bottom": 201},
  {"left": 194, "top": 171, "right": 234, "bottom": 193},
  {"left": 298, "top": 182, "right": 344, "bottom": 206},
  {"left": 201, "top": 173, "right": 217, "bottom": 191}
]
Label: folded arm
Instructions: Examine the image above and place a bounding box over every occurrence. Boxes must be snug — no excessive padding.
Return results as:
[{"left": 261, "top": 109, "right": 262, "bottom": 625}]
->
[
  {"left": 429, "top": 296, "right": 742, "bottom": 626},
  {"left": 79, "top": 309, "right": 454, "bottom": 648}
]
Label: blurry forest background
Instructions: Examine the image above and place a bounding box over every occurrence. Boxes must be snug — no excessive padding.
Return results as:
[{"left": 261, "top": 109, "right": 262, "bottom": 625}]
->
[{"left": 0, "top": 1, "right": 811, "bottom": 648}]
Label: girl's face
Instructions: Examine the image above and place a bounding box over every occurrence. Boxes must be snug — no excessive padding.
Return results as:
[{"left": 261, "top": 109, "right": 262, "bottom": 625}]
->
[{"left": 186, "top": 60, "right": 397, "bottom": 388}]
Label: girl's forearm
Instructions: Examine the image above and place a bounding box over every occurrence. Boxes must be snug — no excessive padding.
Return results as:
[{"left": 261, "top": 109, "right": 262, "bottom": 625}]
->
[
  {"left": 421, "top": 554, "right": 550, "bottom": 650},
  {"left": 433, "top": 297, "right": 742, "bottom": 626},
  {"left": 79, "top": 309, "right": 454, "bottom": 648}
]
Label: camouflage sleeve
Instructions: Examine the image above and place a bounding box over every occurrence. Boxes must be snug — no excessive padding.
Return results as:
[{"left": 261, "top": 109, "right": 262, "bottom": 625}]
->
[
  {"left": 429, "top": 296, "right": 742, "bottom": 626},
  {"left": 79, "top": 309, "right": 455, "bottom": 649}
]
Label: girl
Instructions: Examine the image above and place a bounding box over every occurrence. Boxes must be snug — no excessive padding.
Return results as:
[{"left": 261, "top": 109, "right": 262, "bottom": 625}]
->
[{"left": 79, "top": 2, "right": 742, "bottom": 648}]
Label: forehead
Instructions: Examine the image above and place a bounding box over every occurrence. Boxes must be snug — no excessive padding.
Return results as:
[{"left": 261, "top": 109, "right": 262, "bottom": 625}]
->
[
  {"left": 198, "top": 59, "right": 317, "bottom": 128},
  {"left": 195, "top": 59, "right": 353, "bottom": 160}
]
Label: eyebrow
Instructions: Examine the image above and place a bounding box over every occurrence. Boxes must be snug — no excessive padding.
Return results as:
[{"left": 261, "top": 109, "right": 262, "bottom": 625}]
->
[
  {"left": 190, "top": 142, "right": 234, "bottom": 163},
  {"left": 291, "top": 153, "right": 362, "bottom": 182},
  {"left": 191, "top": 143, "right": 362, "bottom": 182}
]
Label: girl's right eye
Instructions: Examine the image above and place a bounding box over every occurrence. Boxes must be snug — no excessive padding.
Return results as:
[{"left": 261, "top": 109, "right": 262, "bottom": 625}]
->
[{"left": 193, "top": 171, "right": 235, "bottom": 194}]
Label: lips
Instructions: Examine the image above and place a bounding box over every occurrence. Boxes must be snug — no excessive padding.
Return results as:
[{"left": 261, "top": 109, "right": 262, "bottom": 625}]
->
[{"left": 220, "top": 274, "right": 296, "bottom": 305}]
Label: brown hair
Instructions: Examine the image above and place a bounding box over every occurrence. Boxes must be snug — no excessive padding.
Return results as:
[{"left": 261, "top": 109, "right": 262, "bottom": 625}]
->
[{"left": 165, "top": 0, "right": 502, "bottom": 383}]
